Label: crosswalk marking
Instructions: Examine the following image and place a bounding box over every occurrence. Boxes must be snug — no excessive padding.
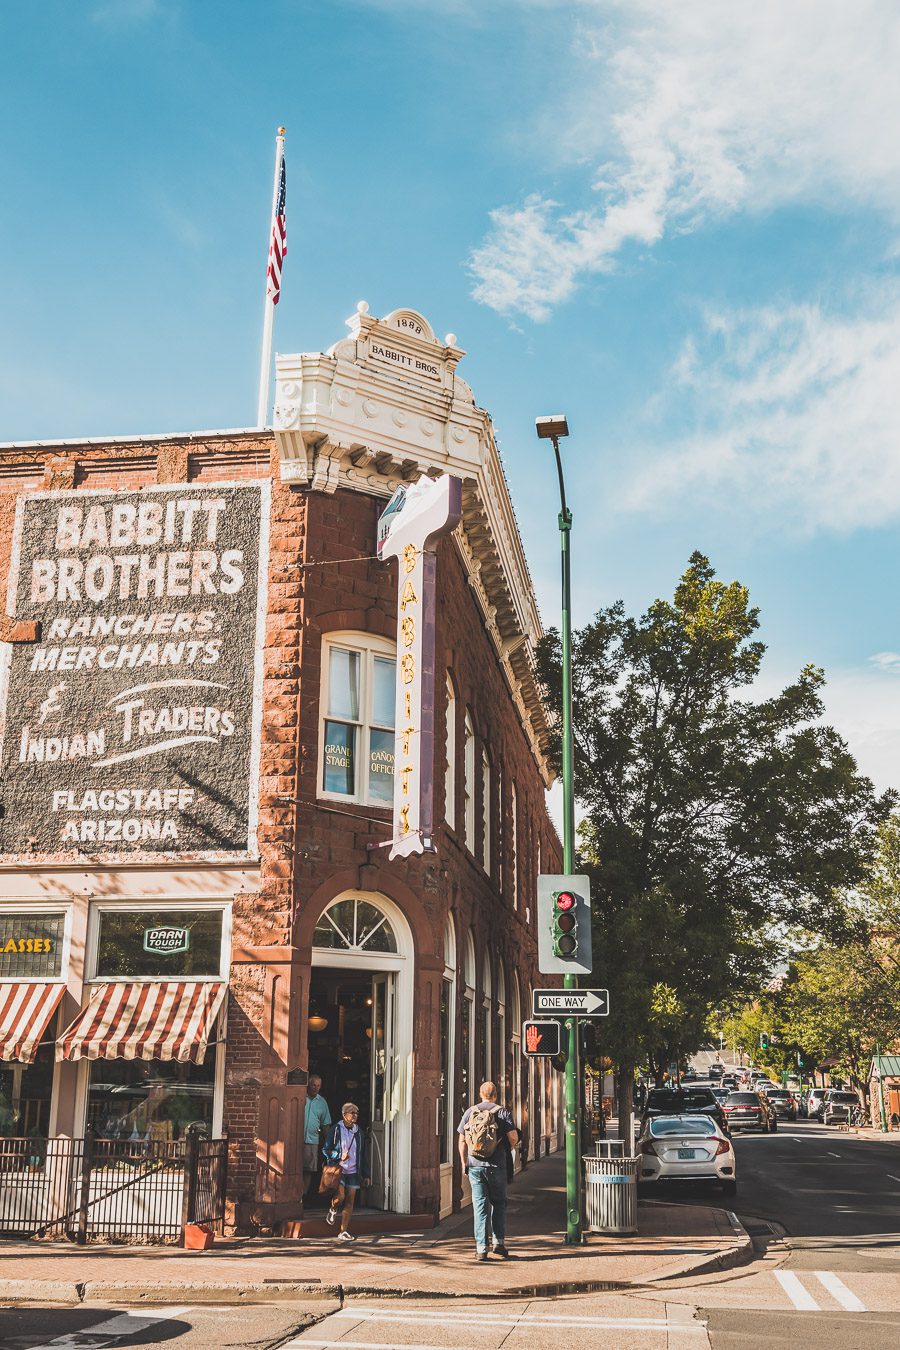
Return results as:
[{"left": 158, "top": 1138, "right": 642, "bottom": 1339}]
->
[
  {"left": 814, "top": 1270, "right": 867, "bottom": 1312},
  {"left": 287, "top": 1332, "right": 709, "bottom": 1350},
  {"left": 27, "top": 1306, "right": 192, "bottom": 1350},
  {"left": 775, "top": 1270, "right": 821, "bottom": 1311},
  {"left": 331, "top": 1307, "right": 700, "bottom": 1329}
]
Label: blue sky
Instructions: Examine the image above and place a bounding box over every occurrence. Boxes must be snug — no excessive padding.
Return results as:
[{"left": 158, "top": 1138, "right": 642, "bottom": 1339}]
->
[{"left": 3, "top": 0, "right": 900, "bottom": 790}]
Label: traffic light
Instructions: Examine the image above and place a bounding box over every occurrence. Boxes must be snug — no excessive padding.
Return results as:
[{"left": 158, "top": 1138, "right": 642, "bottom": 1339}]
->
[
  {"left": 537, "top": 874, "right": 592, "bottom": 974},
  {"left": 760, "top": 1032, "right": 770, "bottom": 1051},
  {"left": 523, "top": 1020, "right": 562, "bottom": 1057}
]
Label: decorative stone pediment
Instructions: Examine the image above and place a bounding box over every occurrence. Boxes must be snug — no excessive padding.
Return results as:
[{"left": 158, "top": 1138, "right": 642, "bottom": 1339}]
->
[{"left": 273, "top": 304, "right": 552, "bottom": 781}]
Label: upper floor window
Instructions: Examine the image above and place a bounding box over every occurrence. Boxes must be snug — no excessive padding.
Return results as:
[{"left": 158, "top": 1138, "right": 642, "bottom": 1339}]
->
[
  {"left": 321, "top": 635, "right": 396, "bottom": 806},
  {"left": 510, "top": 783, "right": 518, "bottom": 907},
  {"left": 444, "top": 674, "right": 456, "bottom": 831},
  {"left": 464, "top": 710, "right": 476, "bottom": 852},
  {"left": 482, "top": 748, "right": 492, "bottom": 874}
]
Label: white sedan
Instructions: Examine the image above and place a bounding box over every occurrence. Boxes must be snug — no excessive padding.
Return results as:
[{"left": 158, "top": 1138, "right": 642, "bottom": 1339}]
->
[{"left": 638, "top": 1114, "right": 737, "bottom": 1196}]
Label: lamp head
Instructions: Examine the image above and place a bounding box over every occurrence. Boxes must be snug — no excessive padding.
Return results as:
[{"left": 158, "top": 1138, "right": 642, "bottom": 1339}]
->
[{"left": 535, "top": 414, "right": 569, "bottom": 441}]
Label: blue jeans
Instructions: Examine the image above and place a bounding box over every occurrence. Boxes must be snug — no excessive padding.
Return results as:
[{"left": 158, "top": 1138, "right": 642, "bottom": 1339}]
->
[{"left": 468, "top": 1162, "right": 507, "bottom": 1252}]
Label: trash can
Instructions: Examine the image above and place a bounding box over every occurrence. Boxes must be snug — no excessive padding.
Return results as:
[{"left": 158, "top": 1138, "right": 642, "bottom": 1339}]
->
[{"left": 583, "top": 1141, "right": 640, "bottom": 1234}]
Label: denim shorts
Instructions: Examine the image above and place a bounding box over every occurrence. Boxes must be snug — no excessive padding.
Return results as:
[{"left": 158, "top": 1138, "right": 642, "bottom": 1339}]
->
[{"left": 340, "top": 1171, "right": 361, "bottom": 1190}]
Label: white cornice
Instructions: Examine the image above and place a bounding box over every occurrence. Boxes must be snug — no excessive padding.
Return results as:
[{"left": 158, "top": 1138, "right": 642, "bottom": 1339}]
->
[{"left": 274, "top": 304, "right": 553, "bottom": 784}]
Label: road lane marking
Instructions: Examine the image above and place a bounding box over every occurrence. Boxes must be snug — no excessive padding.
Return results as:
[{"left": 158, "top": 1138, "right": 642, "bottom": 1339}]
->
[
  {"left": 28, "top": 1306, "right": 192, "bottom": 1350},
  {"left": 775, "top": 1270, "right": 821, "bottom": 1311},
  {"left": 814, "top": 1270, "right": 867, "bottom": 1312},
  {"left": 827, "top": 1151, "right": 841, "bottom": 1157},
  {"left": 888, "top": 1173, "right": 900, "bottom": 1183}
]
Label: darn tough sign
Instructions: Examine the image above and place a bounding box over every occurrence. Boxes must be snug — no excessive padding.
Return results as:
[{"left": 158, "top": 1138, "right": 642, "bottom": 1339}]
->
[{"left": 0, "top": 483, "right": 268, "bottom": 857}]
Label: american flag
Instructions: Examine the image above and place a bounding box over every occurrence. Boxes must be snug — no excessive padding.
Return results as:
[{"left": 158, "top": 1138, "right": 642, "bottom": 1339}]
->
[{"left": 266, "top": 157, "right": 286, "bottom": 305}]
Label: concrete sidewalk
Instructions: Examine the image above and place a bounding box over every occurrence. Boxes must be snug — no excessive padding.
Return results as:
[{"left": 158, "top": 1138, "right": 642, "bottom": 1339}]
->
[{"left": 0, "top": 1152, "right": 750, "bottom": 1306}]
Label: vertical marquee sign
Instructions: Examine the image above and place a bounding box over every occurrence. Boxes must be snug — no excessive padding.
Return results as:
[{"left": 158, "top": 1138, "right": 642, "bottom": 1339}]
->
[
  {"left": 0, "top": 482, "right": 268, "bottom": 856},
  {"left": 378, "top": 475, "right": 462, "bottom": 859}
]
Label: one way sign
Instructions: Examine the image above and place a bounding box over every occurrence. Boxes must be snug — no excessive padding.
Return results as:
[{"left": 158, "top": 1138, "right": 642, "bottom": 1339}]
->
[{"left": 532, "top": 988, "right": 610, "bottom": 1017}]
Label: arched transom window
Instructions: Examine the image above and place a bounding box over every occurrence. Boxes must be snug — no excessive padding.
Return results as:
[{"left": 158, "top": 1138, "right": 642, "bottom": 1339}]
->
[{"left": 313, "top": 897, "right": 398, "bottom": 953}]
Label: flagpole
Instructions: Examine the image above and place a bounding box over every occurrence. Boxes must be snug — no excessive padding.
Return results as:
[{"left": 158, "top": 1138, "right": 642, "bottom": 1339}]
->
[{"left": 257, "top": 126, "right": 286, "bottom": 428}]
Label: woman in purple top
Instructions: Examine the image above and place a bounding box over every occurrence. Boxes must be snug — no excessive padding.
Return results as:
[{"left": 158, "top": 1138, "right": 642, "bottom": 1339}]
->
[{"left": 322, "top": 1102, "right": 371, "bottom": 1241}]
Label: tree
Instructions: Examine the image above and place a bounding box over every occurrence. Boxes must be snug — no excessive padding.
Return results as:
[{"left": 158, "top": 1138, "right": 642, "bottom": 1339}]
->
[{"left": 537, "top": 553, "right": 894, "bottom": 1131}]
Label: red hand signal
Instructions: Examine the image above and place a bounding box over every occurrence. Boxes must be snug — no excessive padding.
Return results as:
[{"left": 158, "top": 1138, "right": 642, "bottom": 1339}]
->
[{"left": 526, "top": 1025, "right": 543, "bottom": 1053}]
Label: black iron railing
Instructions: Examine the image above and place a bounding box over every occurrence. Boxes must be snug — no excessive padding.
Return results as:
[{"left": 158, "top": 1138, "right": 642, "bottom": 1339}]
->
[{"left": 0, "top": 1127, "right": 228, "bottom": 1244}]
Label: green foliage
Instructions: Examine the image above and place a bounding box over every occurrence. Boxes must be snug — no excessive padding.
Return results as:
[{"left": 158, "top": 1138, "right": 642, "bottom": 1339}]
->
[{"left": 536, "top": 552, "right": 895, "bottom": 1076}]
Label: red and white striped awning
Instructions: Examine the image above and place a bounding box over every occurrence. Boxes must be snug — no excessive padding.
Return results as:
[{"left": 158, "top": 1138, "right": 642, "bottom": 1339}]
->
[
  {"left": 0, "top": 982, "right": 66, "bottom": 1063},
  {"left": 57, "top": 981, "right": 226, "bottom": 1064}
]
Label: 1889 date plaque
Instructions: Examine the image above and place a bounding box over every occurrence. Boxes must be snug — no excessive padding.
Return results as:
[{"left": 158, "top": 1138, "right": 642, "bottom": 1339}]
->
[{"left": 0, "top": 482, "right": 269, "bottom": 857}]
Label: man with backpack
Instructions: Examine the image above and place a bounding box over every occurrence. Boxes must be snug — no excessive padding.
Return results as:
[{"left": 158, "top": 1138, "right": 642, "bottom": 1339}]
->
[{"left": 457, "top": 1080, "right": 519, "bottom": 1260}]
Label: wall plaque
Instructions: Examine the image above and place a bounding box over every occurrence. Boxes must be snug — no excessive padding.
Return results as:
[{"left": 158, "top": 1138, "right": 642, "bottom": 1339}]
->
[{"left": 0, "top": 482, "right": 268, "bottom": 857}]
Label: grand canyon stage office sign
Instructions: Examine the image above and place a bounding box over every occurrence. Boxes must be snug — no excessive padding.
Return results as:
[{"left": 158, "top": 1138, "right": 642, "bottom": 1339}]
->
[{"left": 0, "top": 483, "right": 269, "bottom": 857}]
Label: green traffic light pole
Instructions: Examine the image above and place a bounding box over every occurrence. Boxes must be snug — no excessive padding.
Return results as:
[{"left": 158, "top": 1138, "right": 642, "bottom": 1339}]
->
[{"left": 537, "top": 415, "right": 582, "bottom": 1245}]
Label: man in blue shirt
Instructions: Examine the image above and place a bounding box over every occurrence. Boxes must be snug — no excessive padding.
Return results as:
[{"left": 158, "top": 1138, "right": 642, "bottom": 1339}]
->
[
  {"left": 302, "top": 1075, "right": 331, "bottom": 1199},
  {"left": 458, "top": 1080, "right": 519, "bottom": 1260}
]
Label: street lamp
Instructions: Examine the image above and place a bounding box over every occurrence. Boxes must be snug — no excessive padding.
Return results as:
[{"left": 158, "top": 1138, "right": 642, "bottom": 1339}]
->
[{"left": 536, "top": 414, "right": 581, "bottom": 1244}]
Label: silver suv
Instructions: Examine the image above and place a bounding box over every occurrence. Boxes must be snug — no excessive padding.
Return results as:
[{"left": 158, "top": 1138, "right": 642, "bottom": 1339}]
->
[
  {"left": 823, "top": 1090, "right": 858, "bottom": 1125},
  {"left": 803, "top": 1088, "right": 827, "bottom": 1119}
]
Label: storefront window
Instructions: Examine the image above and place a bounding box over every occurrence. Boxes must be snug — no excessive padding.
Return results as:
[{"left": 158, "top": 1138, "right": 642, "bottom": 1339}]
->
[
  {"left": 0, "top": 1030, "right": 54, "bottom": 1137},
  {"left": 0, "top": 913, "right": 64, "bottom": 980},
  {"left": 94, "top": 909, "right": 224, "bottom": 979},
  {"left": 87, "top": 1057, "right": 215, "bottom": 1141},
  {"left": 439, "top": 976, "right": 452, "bottom": 1164}
]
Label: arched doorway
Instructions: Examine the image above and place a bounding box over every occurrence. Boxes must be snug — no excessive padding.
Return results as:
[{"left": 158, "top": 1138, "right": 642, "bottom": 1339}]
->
[{"left": 309, "top": 891, "right": 414, "bottom": 1213}]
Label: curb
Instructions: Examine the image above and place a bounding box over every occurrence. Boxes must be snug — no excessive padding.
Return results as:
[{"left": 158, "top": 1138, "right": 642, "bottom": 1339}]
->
[
  {"left": 0, "top": 1228, "right": 753, "bottom": 1304},
  {"left": 630, "top": 1210, "right": 753, "bottom": 1286}
]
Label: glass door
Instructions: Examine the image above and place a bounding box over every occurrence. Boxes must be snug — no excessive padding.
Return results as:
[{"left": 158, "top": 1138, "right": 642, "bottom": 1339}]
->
[{"left": 368, "top": 973, "right": 394, "bottom": 1209}]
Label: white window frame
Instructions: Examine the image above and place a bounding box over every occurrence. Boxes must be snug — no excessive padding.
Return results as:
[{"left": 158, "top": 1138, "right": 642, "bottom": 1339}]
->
[
  {"left": 86, "top": 899, "right": 232, "bottom": 984},
  {"left": 444, "top": 674, "right": 456, "bottom": 831},
  {"left": 463, "top": 710, "right": 476, "bottom": 853},
  {"left": 319, "top": 632, "right": 397, "bottom": 808},
  {"left": 497, "top": 963, "right": 506, "bottom": 1104},
  {"left": 0, "top": 901, "right": 71, "bottom": 984},
  {"left": 439, "top": 916, "right": 457, "bottom": 1171}
]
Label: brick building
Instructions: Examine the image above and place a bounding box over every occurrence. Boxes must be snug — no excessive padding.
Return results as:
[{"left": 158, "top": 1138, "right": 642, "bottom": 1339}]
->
[{"left": 0, "top": 305, "right": 562, "bottom": 1234}]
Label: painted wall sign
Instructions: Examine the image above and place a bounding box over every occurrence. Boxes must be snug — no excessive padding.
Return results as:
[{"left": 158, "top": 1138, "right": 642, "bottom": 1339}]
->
[
  {"left": 143, "top": 926, "right": 190, "bottom": 955},
  {"left": 0, "top": 483, "right": 268, "bottom": 857},
  {"left": 378, "top": 475, "right": 462, "bottom": 859}
]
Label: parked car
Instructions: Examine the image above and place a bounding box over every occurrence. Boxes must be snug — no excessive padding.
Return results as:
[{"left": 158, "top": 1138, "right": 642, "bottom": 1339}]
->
[
  {"left": 642, "top": 1087, "right": 729, "bottom": 1134},
  {"left": 764, "top": 1089, "right": 798, "bottom": 1121},
  {"left": 802, "top": 1088, "right": 827, "bottom": 1120},
  {"left": 722, "top": 1090, "right": 777, "bottom": 1132},
  {"left": 822, "top": 1090, "right": 859, "bottom": 1125},
  {"left": 638, "top": 1114, "right": 737, "bottom": 1196}
]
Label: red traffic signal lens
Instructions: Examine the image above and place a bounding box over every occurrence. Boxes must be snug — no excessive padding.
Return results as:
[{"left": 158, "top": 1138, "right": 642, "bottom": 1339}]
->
[{"left": 555, "top": 892, "right": 576, "bottom": 911}]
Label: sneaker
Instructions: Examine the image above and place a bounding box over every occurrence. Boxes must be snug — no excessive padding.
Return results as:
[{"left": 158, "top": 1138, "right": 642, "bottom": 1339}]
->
[
  {"left": 326, "top": 1206, "right": 338, "bottom": 1227},
  {"left": 337, "top": 1230, "right": 356, "bottom": 1242},
  {"left": 475, "top": 1249, "right": 488, "bottom": 1261},
  {"left": 492, "top": 1243, "right": 510, "bottom": 1258}
]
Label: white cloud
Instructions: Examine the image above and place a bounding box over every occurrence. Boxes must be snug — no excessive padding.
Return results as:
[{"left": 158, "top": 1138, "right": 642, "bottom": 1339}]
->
[
  {"left": 755, "top": 664, "right": 900, "bottom": 797},
  {"left": 471, "top": 1, "right": 900, "bottom": 318},
  {"left": 618, "top": 292, "right": 900, "bottom": 533},
  {"left": 870, "top": 653, "right": 900, "bottom": 674}
]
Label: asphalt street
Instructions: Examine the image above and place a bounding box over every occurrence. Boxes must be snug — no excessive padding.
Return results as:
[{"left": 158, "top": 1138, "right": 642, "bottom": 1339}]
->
[{"left": 3, "top": 1119, "right": 900, "bottom": 1349}]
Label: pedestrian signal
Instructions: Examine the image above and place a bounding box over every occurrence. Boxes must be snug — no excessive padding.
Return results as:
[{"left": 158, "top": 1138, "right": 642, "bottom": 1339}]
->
[
  {"left": 523, "top": 1020, "right": 562, "bottom": 1057},
  {"left": 536, "top": 874, "right": 592, "bottom": 974}
]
